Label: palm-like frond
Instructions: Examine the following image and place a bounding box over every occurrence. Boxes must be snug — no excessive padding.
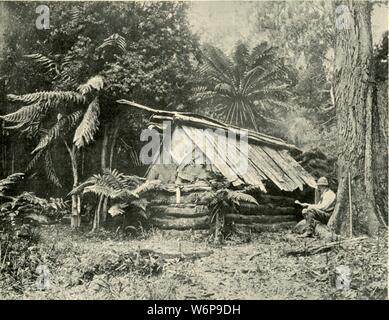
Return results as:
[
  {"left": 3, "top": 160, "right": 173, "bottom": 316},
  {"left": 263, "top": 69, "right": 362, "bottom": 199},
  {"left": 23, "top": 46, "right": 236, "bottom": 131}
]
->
[
  {"left": 0, "top": 173, "right": 25, "bottom": 196},
  {"left": 77, "top": 75, "right": 104, "bottom": 95},
  {"left": 0, "top": 103, "right": 42, "bottom": 123},
  {"left": 69, "top": 5, "right": 84, "bottom": 26},
  {"left": 132, "top": 180, "right": 162, "bottom": 196},
  {"left": 24, "top": 53, "right": 60, "bottom": 75},
  {"left": 32, "top": 110, "right": 83, "bottom": 154},
  {"left": 44, "top": 151, "right": 62, "bottom": 188},
  {"left": 73, "top": 97, "right": 100, "bottom": 147},
  {"left": 192, "top": 43, "right": 293, "bottom": 131},
  {"left": 98, "top": 33, "right": 127, "bottom": 53},
  {"left": 221, "top": 190, "right": 259, "bottom": 206},
  {"left": 26, "top": 148, "right": 45, "bottom": 171},
  {"left": 7, "top": 91, "right": 85, "bottom": 105},
  {"left": 69, "top": 169, "right": 143, "bottom": 199}
]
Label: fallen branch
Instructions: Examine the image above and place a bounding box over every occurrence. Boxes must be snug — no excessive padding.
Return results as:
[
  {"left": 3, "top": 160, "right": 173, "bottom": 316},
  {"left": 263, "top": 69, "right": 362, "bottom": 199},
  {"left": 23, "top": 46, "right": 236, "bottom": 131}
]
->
[
  {"left": 139, "top": 248, "right": 213, "bottom": 261},
  {"left": 284, "top": 236, "right": 368, "bottom": 256}
]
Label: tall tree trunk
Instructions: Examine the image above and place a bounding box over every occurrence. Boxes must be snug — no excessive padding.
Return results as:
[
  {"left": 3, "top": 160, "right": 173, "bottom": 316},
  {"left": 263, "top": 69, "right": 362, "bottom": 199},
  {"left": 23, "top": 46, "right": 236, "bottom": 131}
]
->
[
  {"left": 109, "top": 122, "right": 119, "bottom": 169},
  {"left": 328, "top": 0, "right": 383, "bottom": 236},
  {"left": 99, "top": 126, "right": 109, "bottom": 224},
  {"left": 372, "top": 81, "right": 388, "bottom": 225},
  {"left": 65, "top": 142, "right": 81, "bottom": 228}
]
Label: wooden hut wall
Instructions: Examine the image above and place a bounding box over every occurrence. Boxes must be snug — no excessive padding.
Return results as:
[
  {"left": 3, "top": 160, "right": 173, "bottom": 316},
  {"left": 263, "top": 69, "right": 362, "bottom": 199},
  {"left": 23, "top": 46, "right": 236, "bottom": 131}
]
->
[{"left": 147, "top": 186, "right": 301, "bottom": 231}]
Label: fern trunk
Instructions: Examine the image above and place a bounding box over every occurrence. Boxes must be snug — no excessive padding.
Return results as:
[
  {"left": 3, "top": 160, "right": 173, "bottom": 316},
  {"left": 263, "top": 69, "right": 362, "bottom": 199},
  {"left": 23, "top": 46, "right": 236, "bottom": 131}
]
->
[
  {"left": 100, "top": 126, "right": 109, "bottom": 224},
  {"left": 214, "top": 209, "right": 225, "bottom": 244},
  {"left": 65, "top": 143, "right": 81, "bottom": 228}
]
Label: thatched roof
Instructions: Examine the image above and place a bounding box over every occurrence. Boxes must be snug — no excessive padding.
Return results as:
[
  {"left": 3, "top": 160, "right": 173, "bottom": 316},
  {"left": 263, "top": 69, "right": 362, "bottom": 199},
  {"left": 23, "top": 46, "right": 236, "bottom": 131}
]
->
[{"left": 117, "top": 100, "right": 317, "bottom": 192}]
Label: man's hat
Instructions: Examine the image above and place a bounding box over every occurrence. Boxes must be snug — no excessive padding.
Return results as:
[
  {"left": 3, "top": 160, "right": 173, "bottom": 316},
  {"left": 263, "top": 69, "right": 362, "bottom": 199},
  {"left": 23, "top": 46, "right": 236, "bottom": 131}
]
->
[{"left": 317, "top": 177, "right": 329, "bottom": 186}]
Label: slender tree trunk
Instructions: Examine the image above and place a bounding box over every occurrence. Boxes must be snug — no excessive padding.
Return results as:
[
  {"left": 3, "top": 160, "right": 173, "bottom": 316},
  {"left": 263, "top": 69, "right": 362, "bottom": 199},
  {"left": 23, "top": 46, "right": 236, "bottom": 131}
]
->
[
  {"left": 109, "top": 122, "right": 119, "bottom": 169},
  {"left": 64, "top": 142, "right": 81, "bottom": 228},
  {"left": 99, "top": 126, "right": 109, "bottom": 224},
  {"left": 328, "top": 0, "right": 383, "bottom": 236}
]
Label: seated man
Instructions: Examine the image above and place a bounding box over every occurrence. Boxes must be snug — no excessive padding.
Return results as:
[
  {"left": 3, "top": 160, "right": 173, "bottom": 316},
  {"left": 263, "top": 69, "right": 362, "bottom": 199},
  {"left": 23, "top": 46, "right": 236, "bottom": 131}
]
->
[{"left": 296, "top": 177, "right": 336, "bottom": 238}]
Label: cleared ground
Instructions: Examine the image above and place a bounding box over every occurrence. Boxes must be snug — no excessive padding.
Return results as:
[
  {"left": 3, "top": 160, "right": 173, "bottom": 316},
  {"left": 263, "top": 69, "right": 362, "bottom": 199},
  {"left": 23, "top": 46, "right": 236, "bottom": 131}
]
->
[{"left": 1, "top": 225, "right": 387, "bottom": 300}]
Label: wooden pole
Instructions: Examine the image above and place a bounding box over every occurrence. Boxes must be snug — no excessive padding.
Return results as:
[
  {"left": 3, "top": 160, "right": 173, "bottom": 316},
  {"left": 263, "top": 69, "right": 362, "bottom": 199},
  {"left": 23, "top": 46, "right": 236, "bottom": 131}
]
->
[{"left": 348, "top": 172, "right": 352, "bottom": 238}]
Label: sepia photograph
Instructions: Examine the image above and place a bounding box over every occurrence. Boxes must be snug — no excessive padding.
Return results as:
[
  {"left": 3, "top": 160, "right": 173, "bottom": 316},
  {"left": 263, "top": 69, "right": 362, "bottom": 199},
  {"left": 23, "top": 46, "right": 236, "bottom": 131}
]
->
[{"left": 0, "top": 0, "right": 388, "bottom": 302}]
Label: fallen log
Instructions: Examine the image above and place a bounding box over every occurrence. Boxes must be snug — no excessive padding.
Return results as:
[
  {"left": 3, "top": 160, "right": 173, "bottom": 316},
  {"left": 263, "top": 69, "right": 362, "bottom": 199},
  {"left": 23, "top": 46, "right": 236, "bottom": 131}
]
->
[
  {"left": 139, "top": 248, "right": 213, "bottom": 261},
  {"left": 226, "top": 214, "right": 297, "bottom": 224},
  {"left": 284, "top": 237, "right": 368, "bottom": 256},
  {"left": 150, "top": 216, "right": 209, "bottom": 230}
]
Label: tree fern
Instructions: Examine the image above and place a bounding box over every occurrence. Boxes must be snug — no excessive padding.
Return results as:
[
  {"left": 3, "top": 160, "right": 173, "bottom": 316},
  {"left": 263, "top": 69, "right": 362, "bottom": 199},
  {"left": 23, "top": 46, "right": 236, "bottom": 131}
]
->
[
  {"left": 24, "top": 53, "right": 60, "bottom": 76},
  {"left": 98, "top": 33, "right": 127, "bottom": 53},
  {"left": 26, "top": 148, "right": 45, "bottom": 172},
  {"left": 223, "top": 190, "right": 259, "bottom": 206},
  {"left": 77, "top": 75, "right": 104, "bottom": 95},
  {"left": 69, "top": 5, "right": 85, "bottom": 26},
  {"left": 0, "top": 103, "right": 42, "bottom": 123},
  {"left": 68, "top": 169, "right": 149, "bottom": 202},
  {"left": 192, "top": 42, "right": 294, "bottom": 131},
  {"left": 7, "top": 91, "right": 85, "bottom": 105},
  {"left": 44, "top": 151, "right": 62, "bottom": 188},
  {"left": 32, "top": 110, "right": 83, "bottom": 154},
  {"left": 73, "top": 97, "right": 100, "bottom": 147},
  {"left": 0, "top": 173, "right": 25, "bottom": 196}
]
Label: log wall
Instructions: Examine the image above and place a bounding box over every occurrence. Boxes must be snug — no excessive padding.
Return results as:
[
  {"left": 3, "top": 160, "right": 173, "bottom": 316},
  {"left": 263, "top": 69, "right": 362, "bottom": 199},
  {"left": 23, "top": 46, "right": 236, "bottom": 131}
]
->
[{"left": 147, "top": 192, "right": 300, "bottom": 232}]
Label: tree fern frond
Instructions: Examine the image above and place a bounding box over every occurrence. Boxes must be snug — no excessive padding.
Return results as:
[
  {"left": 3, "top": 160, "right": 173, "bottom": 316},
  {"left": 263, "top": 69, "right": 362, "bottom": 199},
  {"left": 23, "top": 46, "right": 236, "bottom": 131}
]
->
[
  {"left": 0, "top": 103, "right": 41, "bottom": 123},
  {"left": 121, "top": 174, "right": 146, "bottom": 188},
  {"left": 225, "top": 190, "right": 259, "bottom": 206},
  {"left": 32, "top": 110, "right": 83, "bottom": 154},
  {"left": 44, "top": 151, "right": 62, "bottom": 188},
  {"left": 132, "top": 180, "right": 162, "bottom": 196},
  {"left": 69, "top": 5, "right": 84, "bottom": 25},
  {"left": 24, "top": 53, "right": 59, "bottom": 75},
  {"left": 98, "top": 33, "right": 127, "bottom": 53},
  {"left": 77, "top": 75, "right": 104, "bottom": 95},
  {"left": 26, "top": 148, "right": 44, "bottom": 172},
  {"left": 0, "top": 173, "right": 25, "bottom": 194},
  {"left": 68, "top": 169, "right": 143, "bottom": 200},
  {"left": 73, "top": 97, "right": 100, "bottom": 147},
  {"left": 7, "top": 91, "right": 85, "bottom": 105},
  {"left": 3, "top": 122, "right": 27, "bottom": 130},
  {"left": 202, "top": 45, "right": 236, "bottom": 88}
]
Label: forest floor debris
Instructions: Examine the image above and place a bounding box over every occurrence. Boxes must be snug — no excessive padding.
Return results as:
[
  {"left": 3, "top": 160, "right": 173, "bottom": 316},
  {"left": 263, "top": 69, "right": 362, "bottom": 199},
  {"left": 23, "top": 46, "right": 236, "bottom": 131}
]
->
[{"left": 0, "top": 225, "right": 387, "bottom": 300}]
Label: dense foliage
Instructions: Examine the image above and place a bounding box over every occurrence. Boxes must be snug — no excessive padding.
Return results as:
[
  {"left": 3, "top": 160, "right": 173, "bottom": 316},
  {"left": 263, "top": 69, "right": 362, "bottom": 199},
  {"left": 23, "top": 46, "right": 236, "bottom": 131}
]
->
[{"left": 1, "top": 2, "right": 201, "bottom": 190}]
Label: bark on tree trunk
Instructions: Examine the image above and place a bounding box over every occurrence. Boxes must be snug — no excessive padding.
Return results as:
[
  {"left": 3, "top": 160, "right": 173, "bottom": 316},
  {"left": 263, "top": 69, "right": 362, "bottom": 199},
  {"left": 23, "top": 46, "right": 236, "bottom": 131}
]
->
[
  {"left": 109, "top": 122, "right": 119, "bottom": 169},
  {"left": 328, "top": 0, "right": 383, "bottom": 236},
  {"left": 99, "top": 126, "right": 109, "bottom": 224},
  {"left": 372, "top": 82, "right": 388, "bottom": 225},
  {"left": 65, "top": 142, "right": 81, "bottom": 228}
]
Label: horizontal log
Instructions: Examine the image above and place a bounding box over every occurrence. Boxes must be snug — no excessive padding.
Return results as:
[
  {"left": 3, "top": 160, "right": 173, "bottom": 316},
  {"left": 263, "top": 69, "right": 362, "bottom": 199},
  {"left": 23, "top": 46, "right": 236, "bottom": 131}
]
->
[
  {"left": 226, "top": 214, "right": 298, "bottom": 224},
  {"left": 257, "top": 194, "right": 297, "bottom": 207},
  {"left": 149, "top": 205, "right": 209, "bottom": 218},
  {"left": 237, "top": 204, "right": 296, "bottom": 216},
  {"left": 233, "top": 221, "right": 296, "bottom": 232},
  {"left": 148, "top": 192, "right": 213, "bottom": 205},
  {"left": 139, "top": 248, "right": 213, "bottom": 260},
  {"left": 150, "top": 216, "right": 209, "bottom": 230},
  {"left": 158, "top": 182, "right": 212, "bottom": 194}
]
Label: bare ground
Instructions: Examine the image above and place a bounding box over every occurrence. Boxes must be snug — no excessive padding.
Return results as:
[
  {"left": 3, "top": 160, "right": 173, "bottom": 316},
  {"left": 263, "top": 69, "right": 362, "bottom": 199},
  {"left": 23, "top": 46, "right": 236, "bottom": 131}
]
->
[{"left": 1, "top": 225, "right": 387, "bottom": 300}]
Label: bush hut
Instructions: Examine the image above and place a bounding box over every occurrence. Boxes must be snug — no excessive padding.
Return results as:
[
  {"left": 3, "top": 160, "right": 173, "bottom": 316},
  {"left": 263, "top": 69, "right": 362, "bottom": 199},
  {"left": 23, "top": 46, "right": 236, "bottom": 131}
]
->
[{"left": 118, "top": 100, "right": 318, "bottom": 232}]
